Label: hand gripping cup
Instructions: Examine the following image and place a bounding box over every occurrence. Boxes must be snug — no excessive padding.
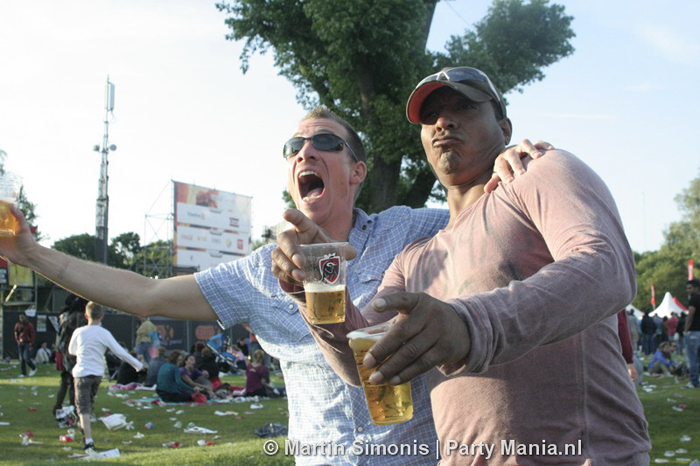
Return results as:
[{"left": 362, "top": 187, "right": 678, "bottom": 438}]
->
[
  {"left": 347, "top": 322, "right": 413, "bottom": 425},
  {"left": 300, "top": 243, "right": 348, "bottom": 324},
  {"left": 0, "top": 174, "right": 21, "bottom": 236}
]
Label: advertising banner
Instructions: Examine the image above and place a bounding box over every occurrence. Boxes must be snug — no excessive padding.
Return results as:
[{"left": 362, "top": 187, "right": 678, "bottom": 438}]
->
[
  {"left": 176, "top": 226, "right": 249, "bottom": 254},
  {"left": 173, "top": 181, "right": 252, "bottom": 271},
  {"left": 174, "top": 248, "right": 245, "bottom": 270}
]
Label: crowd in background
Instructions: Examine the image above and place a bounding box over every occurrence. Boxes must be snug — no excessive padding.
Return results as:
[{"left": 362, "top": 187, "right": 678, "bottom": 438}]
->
[{"left": 628, "top": 308, "right": 691, "bottom": 385}]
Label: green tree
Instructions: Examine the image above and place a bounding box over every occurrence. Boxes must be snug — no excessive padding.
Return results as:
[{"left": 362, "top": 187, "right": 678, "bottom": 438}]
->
[
  {"left": 132, "top": 239, "right": 173, "bottom": 278},
  {"left": 52, "top": 232, "right": 146, "bottom": 270},
  {"left": 672, "top": 168, "right": 700, "bottom": 260},
  {"left": 111, "top": 232, "right": 143, "bottom": 269},
  {"left": 0, "top": 149, "right": 41, "bottom": 238},
  {"left": 633, "top": 167, "right": 700, "bottom": 309},
  {"left": 633, "top": 248, "right": 691, "bottom": 311},
  {"left": 217, "top": 0, "right": 575, "bottom": 212},
  {"left": 52, "top": 233, "right": 96, "bottom": 262}
]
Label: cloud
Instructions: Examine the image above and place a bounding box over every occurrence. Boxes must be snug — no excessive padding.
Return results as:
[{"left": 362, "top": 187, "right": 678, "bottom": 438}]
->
[{"left": 638, "top": 25, "right": 700, "bottom": 65}]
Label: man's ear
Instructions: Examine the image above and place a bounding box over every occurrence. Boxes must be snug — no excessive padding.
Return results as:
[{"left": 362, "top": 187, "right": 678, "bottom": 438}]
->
[
  {"left": 499, "top": 118, "right": 513, "bottom": 146},
  {"left": 350, "top": 161, "right": 367, "bottom": 186}
]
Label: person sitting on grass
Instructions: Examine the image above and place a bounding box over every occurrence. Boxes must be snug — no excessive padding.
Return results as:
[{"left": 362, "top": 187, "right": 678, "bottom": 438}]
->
[
  {"left": 144, "top": 346, "right": 167, "bottom": 387},
  {"left": 115, "top": 350, "right": 147, "bottom": 386},
  {"left": 245, "top": 349, "right": 271, "bottom": 397},
  {"left": 34, "top": 342, "right": 52, "bottom": 364},
  {"left": 648, "top": 341, "right": 685, "bottom": 377},
  {"left": 180, "top": 354, "right": 216, "bottom": 399},
  {"left": 156, "top": 350, "right": 200, "bottom": 402},
  {"left": 196, "top": 347, "right": 222, "bottom": 391}
]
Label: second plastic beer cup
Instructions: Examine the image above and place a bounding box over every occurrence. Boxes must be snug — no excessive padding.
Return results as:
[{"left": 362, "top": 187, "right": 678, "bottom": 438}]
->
[
  {"left": 300, "top": 243, "right": 348, "bottom": 324},
  {"left": 347, "top": 322, "right": 413, "bottom": 425}
]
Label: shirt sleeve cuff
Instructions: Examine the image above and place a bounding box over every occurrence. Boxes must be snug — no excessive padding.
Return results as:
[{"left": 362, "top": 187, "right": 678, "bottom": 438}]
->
[{"left": 437, "top": 299, "right": 490, "bottom": 376}]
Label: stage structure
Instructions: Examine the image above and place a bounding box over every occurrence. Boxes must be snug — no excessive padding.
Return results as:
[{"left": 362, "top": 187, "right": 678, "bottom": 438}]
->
[{"left": 173, "top": 181, "right": 252, "bottom": 272}]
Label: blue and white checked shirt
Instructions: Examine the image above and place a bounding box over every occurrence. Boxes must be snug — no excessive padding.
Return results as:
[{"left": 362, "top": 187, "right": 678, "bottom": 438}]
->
[{"left": 196, "top": 206, "right": 449, "bottom": 465}]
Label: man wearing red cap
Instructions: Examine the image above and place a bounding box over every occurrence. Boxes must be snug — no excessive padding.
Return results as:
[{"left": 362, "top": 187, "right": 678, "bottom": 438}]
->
[{"left": 275, "top": 67, "right": 651, "bottom": 464}]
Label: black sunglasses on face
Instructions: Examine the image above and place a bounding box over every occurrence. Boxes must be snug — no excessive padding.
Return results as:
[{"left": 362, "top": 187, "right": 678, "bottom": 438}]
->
[{"left": 283, "top": 133, "right": 358, "bottom": 161}]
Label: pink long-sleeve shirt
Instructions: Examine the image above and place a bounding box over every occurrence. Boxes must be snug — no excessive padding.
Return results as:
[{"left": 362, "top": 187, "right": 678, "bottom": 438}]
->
[{"left": 303, "top": 151, "right": 650, "bottom": 465}]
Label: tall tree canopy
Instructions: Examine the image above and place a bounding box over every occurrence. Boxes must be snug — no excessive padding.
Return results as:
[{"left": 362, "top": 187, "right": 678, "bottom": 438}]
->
[
  {"left": 217, "top": 0, "right": 575, "bottom": 212},
  {"left": 53, "top": 232, "right": 142, "bottom": 269},
  {"left": 633, "top": 168, "right": 700, "bottom": 310},
  {"left": 51, "top": 233, "right": 172, "bottom": 278}
]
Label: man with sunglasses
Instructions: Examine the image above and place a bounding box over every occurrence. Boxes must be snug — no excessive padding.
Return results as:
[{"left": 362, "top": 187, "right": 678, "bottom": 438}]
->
[
  {"left": 0, "top": 104, "right": 544, "bottom": 463},
  {"left": 275, "top": 67, "right": 651, "bottom": 464}
]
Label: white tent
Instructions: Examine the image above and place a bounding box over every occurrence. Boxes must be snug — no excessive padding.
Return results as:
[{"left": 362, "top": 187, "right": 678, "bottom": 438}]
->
[
  {"left": 625, "top": 303, "right": 644, "bottom": 320},
  {"left": 652, "top": 292, "right": 686, "bottom": 319}
]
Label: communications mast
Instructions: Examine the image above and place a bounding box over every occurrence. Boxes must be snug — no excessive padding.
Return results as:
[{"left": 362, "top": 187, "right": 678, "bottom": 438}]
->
[{"left": 94, "top": 77, "right": 117, "bottom": 264}]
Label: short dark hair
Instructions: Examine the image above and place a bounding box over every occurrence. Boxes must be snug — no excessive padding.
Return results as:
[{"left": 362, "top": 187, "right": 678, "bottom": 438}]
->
[{"left": 688, "top": 279, "right": 700, "bottom": 288}]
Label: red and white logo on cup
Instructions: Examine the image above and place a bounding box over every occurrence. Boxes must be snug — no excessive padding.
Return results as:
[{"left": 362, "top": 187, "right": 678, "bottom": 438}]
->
[{"left": 319, "top": 254, "right": 340, "bottom": 285}]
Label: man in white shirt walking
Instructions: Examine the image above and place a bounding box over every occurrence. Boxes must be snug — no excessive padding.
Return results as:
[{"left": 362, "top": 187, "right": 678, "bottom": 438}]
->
[{"left": 69, "top": 302, "right": 144, "bottom": 452}]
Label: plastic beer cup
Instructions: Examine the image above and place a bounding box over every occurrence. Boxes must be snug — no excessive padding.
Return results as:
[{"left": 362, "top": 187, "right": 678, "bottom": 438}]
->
[
  {"left": 347, "top": 322, "right": 414, "bottom": 425},
  {"left": 0, "top": 174, "right": 21, "bottom": 235},
  {"left": 300, "top": 243, "right": 348, "bottom": 324}
]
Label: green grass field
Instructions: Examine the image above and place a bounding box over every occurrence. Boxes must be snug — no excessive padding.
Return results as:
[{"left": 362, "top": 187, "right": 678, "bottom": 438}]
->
[
  {"left": 0, "top": 359, "right": 698, "bottom": 465},
  {"left": 0, "top": 362, "right": 293, "bottom": 465}
]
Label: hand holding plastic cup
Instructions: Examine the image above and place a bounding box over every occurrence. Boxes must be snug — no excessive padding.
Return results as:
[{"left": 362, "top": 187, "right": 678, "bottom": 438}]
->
[
  {"left": 300, "top": 243, "right": 348, "bottom": 324},
  {"left": 0, "top": 174, "right": 21, "bottom": 236},
  {"left": 347, "top": 322, "right": 413, "bottom": 425}
]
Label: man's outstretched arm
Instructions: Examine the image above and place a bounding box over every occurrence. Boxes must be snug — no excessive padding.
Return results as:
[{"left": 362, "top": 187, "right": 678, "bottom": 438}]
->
[{"left": 0, "top": 205, "right": 216, "bottom": 321}]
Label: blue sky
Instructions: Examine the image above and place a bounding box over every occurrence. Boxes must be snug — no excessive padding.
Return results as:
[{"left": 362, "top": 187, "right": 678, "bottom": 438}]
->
[{"left": 1, "top": 0, "right": 698, "bottom": 254}]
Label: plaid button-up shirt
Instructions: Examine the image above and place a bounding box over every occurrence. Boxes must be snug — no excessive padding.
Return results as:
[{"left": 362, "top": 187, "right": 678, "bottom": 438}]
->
[{"left": 196, "top": 206, "right": 448, "bottom": 465}]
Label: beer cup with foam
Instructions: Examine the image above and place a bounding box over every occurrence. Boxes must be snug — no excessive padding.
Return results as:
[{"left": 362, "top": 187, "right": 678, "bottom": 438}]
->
[
  {"left": 300, "top": 242, "right": 348, "bottom": 324},
  {"left": 0, "top": 174, "right": 21, "bottom": 236},
  {"left": 347, "top": 322, "right": 414, "bottom": 425}
]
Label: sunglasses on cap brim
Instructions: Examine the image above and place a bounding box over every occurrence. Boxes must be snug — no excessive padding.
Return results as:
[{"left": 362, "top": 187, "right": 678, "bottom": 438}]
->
[
  {"left": 416, "top": 67, "right": 490, "bottom": 87},
  {"left": 283, "top": 133, "right": 359, "bottom": 162}
]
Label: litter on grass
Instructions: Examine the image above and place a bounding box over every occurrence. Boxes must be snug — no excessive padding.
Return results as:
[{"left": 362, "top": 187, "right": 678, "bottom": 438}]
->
[
  {"left": 184, "top": 426, "right": 218, "bottom": 434},
  {"left": 80, "top": 448, "right": 121, "bottom": 460},
  {"left": 99, "top": 413, "right": 133, "bottom": 431},
  {"left": 255, "top": 422, "right": 288, "bottom": 438}
]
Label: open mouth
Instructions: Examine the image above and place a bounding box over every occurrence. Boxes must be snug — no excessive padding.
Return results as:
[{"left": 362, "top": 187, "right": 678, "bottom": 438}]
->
[{"left": 298, "top": 170, "right": 325, "bottom": 201}]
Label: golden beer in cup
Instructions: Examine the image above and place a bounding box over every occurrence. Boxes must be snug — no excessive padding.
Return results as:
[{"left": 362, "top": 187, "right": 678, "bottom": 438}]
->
[
  {"left": 0, "top": 175, "right": 21, "bottom": 236},
  {"left": 347, "top": 323, "right": 413, "bottom": 425},
  {"left": 300, "top": 243, "right": 348, "bottom": 324}
]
